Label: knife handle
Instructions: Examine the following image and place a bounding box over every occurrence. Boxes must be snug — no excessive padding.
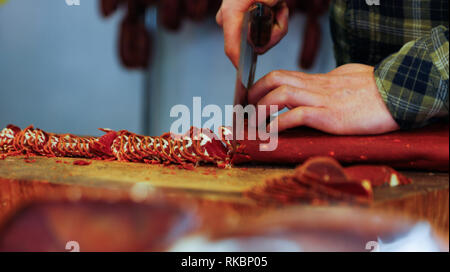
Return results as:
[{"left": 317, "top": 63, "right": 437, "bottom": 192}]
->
[{"left": 249, "top": 3, "right": 275, "bottom": 49}]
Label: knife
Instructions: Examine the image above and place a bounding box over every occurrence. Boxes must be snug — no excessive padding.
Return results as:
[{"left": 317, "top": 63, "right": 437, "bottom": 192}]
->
[
  {"left": 232, "top": 3, "right": 274, "bottom": 152},
  {"left": 234, "top": 3, "right": 275, "bottom": 106}
]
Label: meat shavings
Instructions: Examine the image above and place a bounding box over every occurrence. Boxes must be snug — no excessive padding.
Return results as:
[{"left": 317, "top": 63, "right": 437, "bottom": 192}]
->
[
  {"left": 109, "top": 127, "right": 230, "bottom": 168},
  {"left": 344, "top": 165, "right": 411, "bottom": 187},
  {"left": 73, "top": 160, "right": 92, "bottom": 166},
  {"left": 0, "top": 123, "right": 420, "bottom": 189},
  {"left": 24, "top": 158, "right": 36, "bottom": 163},
  {"left": 246, "top": 157, "right": 411, "bottom": 205},
  {"left": 0, "top": 124, "right": 231, "bottom": 169}
]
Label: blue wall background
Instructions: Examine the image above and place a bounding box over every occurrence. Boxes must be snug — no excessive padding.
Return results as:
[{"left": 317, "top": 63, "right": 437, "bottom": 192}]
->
[
  {"left": 0, "top": 0, "right": 336, "bottom": 136},
  {"left": 0, "top": 0, "right": 144, "bottom": 136}
]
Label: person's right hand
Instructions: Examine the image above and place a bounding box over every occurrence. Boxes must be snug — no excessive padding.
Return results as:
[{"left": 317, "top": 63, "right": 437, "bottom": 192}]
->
[{"left": 216, "top": 0, "right": 289, "bottom": 68}]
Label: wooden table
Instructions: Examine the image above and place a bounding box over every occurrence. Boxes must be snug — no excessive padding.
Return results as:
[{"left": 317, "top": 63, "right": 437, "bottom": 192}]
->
[{"left": 0, "top": 156, "right": 448, "bottom": 240}]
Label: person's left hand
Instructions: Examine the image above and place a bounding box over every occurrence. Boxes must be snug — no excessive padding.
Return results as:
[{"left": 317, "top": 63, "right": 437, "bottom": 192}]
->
[{"left": 248, "top": 64, "right": 400, "bottom": 135}]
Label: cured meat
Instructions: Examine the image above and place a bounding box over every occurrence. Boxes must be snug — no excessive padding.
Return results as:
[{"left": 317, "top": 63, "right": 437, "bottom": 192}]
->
[
  {"left": 299, "top": 16, "right": 320, "bottom": 69},
  {"left": 107, "top": 127, "right": 230, "bottom": 168},
  {"left": 0, "top": 125, "right": 420, "bottom": 204},
  {"left": 1, "top": 123, "right": 447, "bottom": 171},
  {"left": 184, "top": 0, "right": 209, "bottom": 21},
  {"left": 232, "top": 122, "right": 449, "bottom": 171},
  {"left": 0, "top": 125, "right": 230, "bottom": 169},
  {"left": 98, "top": 0, "right": 330, "bottom": 71},
  {"left": 0, "top": 125, "right": 98, "bottom": 159},
  {"left": 297, "top": 0, "right": 330, "bottom": 69},
  {"left": 245, "top": 157, "right": 412, "bottom": 205},
  {"left": 207, "top": 0, "right": 222, "bottom": 16},
  {"left": 100, "top": 0, "right": 124, "bottom": 17},
  {"left": 119, "top": 15, "right": 151, "bottom": 68},
  {"left": 344, "top": 165, "right": 412, "bottom": 187},
  {"left": 73, "top": 160, "right": 92, "bottom": 166},
  {"left": 0, "top": 125, "right": 20, "bottom": 153},
  {"left": 158, "top": 0, "right": 183, "bottom": 31}
]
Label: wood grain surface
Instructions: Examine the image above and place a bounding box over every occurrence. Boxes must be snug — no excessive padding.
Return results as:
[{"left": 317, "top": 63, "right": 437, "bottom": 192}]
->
[{"left": 0, "top": 156, "right": 448, "bottom": 239}]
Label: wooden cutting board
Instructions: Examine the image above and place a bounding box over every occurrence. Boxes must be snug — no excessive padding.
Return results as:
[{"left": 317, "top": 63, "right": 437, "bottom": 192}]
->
[{"left": 0, "top": 156, "right": 448, "bottom": 237}]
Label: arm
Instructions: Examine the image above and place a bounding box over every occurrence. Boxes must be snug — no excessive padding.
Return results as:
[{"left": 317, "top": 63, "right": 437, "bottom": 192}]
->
[
  {"left": 248, "top": 26, "right": 449, "bottom": 135},
  {"left": 374, "top": 25, "right": 449, "bottom": 129},
  {"left": 248, "top": 64, "right": 400, "bottom": 135}
]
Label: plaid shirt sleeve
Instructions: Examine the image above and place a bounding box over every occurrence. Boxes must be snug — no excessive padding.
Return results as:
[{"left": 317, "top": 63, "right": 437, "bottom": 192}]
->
[{"left": 374, "top": 25, "right": 449, "bottom": 129}]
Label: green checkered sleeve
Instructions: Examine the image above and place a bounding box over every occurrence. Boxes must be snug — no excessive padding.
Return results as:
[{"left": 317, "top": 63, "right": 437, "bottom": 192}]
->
[{"left": 374, "top": 25, "right": 449, "bottom": 129}]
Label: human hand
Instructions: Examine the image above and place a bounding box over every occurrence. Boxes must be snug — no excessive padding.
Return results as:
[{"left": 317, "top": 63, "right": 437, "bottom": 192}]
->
[
  {"left": 248, "top": 64, "right": 400, "bottom": 135},
  {"left": 216, "top": 0, "right": 289, "bottom": 68}
]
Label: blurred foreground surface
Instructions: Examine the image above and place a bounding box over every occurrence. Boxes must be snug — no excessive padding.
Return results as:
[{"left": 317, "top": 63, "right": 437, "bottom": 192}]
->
[{"left": 0, "top": 156, "right": 448, "bottom": 252}]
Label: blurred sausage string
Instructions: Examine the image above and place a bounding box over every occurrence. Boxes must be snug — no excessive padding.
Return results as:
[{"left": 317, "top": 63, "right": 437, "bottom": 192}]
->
[{"left": 99, "top": 0, "right": 330, "bottom": 69}]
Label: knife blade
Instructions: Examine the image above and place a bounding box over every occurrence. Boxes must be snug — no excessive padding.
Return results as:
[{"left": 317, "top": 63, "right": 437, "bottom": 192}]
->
[
  {"left": 234, "top": 3, "right": 274, "bottom": 107},
  {"left": 232, "top": 3, "right": 274, "bottom": 154}
]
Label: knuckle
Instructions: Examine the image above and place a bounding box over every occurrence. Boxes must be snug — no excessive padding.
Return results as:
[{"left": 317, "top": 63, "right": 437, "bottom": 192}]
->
[
  {"left": 274, "top": 85, "right": 290, "bottom": 102},
  {"left": 225, "top": 48, "right": 232, "bottom": 58},
  {"left": 224, "top": 44, "right": 235, "bottom": 58},
  {"left": 215, "top": 13, "right": 222, "bottom": 24},
  {"left": 278, "top": 85, "right": 290, "bottom": 96},
  {"left": 268, "top": 70, "right": 283, "bottom": 82},
  {"left": 292, "top": 108, "right": 307, "bottom": 123},
  {"left": 300, "top": 108, "right": 311, "bottom": 120}
]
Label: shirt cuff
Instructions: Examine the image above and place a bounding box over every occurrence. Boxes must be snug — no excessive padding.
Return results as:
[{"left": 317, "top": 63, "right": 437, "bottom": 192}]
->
[{"left": 374, "top": 26, "right": 449, "bottom": 129}]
